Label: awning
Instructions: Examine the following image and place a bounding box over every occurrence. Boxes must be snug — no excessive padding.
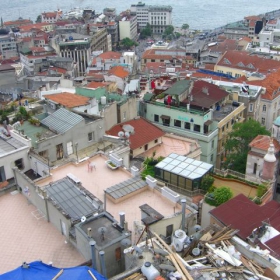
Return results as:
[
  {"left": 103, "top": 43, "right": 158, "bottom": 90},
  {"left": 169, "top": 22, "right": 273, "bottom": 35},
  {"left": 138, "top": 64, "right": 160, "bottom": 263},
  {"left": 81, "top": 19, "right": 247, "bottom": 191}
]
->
[
  {"left": 161, "top": 115, "right": 170, "bottom": 120},
  {"left": 204, "top": 120, "right": 213, "bottom": 126}
]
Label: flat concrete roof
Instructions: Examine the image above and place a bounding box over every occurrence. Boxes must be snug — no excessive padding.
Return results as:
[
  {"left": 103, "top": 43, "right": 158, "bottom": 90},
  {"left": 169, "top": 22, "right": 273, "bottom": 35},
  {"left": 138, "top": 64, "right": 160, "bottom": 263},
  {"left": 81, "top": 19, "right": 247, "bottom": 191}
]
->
[
  {"left": 37, "top": 155, "right": 184, "bottom": 237},
  {"left": 0, "top": 191, "right": 85, "bottom": 274}
]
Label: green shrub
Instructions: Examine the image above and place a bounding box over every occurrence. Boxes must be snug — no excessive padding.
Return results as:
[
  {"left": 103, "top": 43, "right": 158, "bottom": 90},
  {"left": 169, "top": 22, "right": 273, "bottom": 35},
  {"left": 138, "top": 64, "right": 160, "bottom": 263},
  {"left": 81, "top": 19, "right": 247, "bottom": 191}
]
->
[
  {"left": 201, "top": 175, "right": 214, "bottom": 192},
  {"left": 214, "top": 187, "right": 233, "bottom": 206},
  {"left": 257, "top": 184, "right": 267, "bottom": 198}
]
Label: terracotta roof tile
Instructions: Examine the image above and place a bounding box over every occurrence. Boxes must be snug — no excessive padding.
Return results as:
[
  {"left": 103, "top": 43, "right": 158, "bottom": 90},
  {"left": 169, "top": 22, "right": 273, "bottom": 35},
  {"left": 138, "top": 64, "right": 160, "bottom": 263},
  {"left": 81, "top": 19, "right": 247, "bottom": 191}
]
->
[
  {"left": 44, "top": 92, "right": 90, "bottom": 108},
  {"left": 92, "top": 51, "right": 122, "bottom": 65},
  {"left": 108, "top": 66, "right": 129, "bottom": 79},
  {"left": 245, "top": 69, "right": 280, "bottom": 100},
  {"left": 106, "top": 117, "right": 165, "bottom": 150},
  {"left": 86, "top": 81, "right": 108, "bottom": 89},
  {"left": 216, "top": 50, "right": 280, "bottom": 75},
  {"left": 249, "top": 135, "right": 280, "bottom": 152}
]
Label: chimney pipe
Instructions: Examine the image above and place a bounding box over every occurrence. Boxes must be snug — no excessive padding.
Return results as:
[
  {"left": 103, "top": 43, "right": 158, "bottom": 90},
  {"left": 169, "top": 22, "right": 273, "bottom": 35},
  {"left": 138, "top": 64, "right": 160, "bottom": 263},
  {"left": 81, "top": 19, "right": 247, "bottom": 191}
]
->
[
  {"left": 99, "top": 251, "right": 107, "bottom": 277},
  {"left": 89, "top": 240, "right": 97, "bottom": 270},
  {"left": 181, "top": 199, "right": 186, "bottom": 232},
  {"left": 119, "top": 212, "right": 125, "bottom": 228}
]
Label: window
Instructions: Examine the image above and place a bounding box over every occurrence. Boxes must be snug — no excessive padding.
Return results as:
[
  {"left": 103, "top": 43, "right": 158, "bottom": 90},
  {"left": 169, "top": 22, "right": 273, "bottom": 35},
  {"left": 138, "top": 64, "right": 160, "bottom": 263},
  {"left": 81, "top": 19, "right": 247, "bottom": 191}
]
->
[
  {"left": 174, "top": 119, "right": 181, "bottom": 128},
  {"left": 15, "top": 158, "right": 24, "bottom": 170},
  {"left": 184, "top": 122, "right": 190, "bottom": 130},
  {"left": 194, "top": 124, "right": 200, "bottom": 132},
  {"left": 253, "top": 163, "right": 257, "bottom": 174},
  {"left": 154, "top": 139, "right": 158, "bottom": 144},
  {"left": 211, "top": 140, "right": 214, "bottom": 149},
  {"left": 249, "top": 103, "right": 253, "bottom": 112},
  {"left": 154, "top": 114, "right": 159, "bottom": 122},
  {"left": 88, "top": 132, "right": 95, "bottom": 142},
  {"left": 145, "top": 144, "right": 148, "bottom": 151},
  {"left": 263, "top": 105, "right": 266, "bottom": 112},
  {"left": 123, "top": 111, "right": 126, "bottom": 120},
  {"left": 261, "top": 117, "right": 266, "bottom": 125},
  {"left": 210, "top": 154, "right": 213, "bottom": 162}
]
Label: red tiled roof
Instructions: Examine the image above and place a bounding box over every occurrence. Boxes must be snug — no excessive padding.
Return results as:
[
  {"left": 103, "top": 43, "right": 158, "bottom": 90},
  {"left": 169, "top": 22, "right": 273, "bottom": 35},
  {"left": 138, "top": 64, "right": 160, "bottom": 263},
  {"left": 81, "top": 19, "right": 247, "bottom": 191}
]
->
[
  {"left": 245, "top": 15, "right": 262, "bottom": 21},
  {"left": 108, "top": 66, "right": 129, "bottom": 79},
  {"left": 86, "top": 81, "right": 107, "bottom": 89},
  {"left": 92, "top": 51, "right": 122, "bottom": 65},
  {"left": 19, "top": 23, "right": 51, "bottom": 32},
  {"left": 106, "top": 117, "right": 165, "bottom": 150},
  {"left": 208, "top": 39, "right": 238, "bottom": 53},
  {"left": 210, "top": 194, "right": 280, "bottom": 240},
  {"left": 245, "top": 69, "right": 280, "bottom": 100},
  {"left": 249, "top": 135, "right": 280, "bottom": 152},
  {"left": 4, "top": 19, "right": 33, "bottom": 26},
  {"left": 44, "top": 93, "right": 90, "bottom": 108},
  {"left": 216, "top": 51, "right": 280, "bottom": 75},
  {"left": 186, "top": 80, "right": 228, "bottom": 108}
]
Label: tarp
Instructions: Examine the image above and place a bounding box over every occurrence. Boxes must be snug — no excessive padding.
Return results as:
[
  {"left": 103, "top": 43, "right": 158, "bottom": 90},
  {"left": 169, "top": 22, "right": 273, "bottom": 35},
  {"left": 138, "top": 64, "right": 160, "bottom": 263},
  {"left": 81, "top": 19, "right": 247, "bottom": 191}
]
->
[{"left": 0, "top": 261, "right": 108, "bottom": 280}]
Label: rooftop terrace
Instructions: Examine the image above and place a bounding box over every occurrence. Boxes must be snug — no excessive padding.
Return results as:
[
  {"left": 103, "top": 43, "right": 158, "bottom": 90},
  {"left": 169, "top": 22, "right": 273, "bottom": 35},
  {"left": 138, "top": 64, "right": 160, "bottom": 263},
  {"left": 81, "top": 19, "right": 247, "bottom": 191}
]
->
[{"left": 36, "top": 155, "right": 184, "bottom": 238}]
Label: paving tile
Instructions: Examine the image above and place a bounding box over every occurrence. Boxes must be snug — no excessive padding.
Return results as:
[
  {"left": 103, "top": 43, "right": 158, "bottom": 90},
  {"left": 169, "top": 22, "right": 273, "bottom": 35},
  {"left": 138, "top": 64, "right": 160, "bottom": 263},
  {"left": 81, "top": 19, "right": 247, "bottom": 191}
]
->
[{"left": 0, "top": 192, "right": 85, "bottom": 274}]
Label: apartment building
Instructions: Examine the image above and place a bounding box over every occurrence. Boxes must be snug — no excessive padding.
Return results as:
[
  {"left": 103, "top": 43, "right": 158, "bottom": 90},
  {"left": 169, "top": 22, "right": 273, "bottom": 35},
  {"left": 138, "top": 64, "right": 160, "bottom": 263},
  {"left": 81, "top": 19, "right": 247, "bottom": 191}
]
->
[
  {"left": 118, "top": 12, "right": 138, "bottom": 41},
  {"left": 130, "top": 2, "right": 172, "bottom": 34}
]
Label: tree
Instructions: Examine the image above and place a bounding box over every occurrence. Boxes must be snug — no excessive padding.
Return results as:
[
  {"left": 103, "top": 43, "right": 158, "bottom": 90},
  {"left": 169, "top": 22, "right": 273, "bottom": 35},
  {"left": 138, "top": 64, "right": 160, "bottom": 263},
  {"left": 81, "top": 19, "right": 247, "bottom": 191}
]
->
[
  {"left": 201, "top": 175, "right": 214, "bottom": 192},
  {"left": 181, "top": 23, "right": 189, "bottom": 30},
  {"left": 36, "top": 15, "right": 42, "bottom": 23},
  {"left": 224, "top": 119, "right": 270, "bottom": 173},
  {"left": 120, "top": 37, "right": 138, "bottom": 49},
  {"left": 140, "top": 23, "right": 152, "bottom": 39},
  {"left": 164, "top": 25, "right": 174, "bottom": 37},
  {"left": 213, "top": 187, "right": 233, "bottom": 206}
]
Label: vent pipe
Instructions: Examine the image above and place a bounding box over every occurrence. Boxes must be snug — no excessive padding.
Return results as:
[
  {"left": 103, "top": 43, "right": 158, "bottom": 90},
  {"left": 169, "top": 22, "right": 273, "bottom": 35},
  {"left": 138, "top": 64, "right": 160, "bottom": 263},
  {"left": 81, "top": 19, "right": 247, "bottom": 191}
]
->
[
  {"left": 119, "top": 212, "right": 125, "bottom": 228},
  {"left": 181, "top": 199, "right": 186, "bottom": 232},
  {"left": 99, "top": 251, "right": 107, "bottom": 277},
  {"left": 89, "top": 240, "right": 97, "bottom": 270}
]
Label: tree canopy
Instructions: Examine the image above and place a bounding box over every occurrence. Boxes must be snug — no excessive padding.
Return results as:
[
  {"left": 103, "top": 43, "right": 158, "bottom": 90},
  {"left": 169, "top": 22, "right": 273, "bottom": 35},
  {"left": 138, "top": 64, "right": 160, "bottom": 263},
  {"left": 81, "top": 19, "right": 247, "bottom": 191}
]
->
[
  {"left": 181, "top": 23, "right": 189, "bottom": 30},
  {"left": 224, "top": 119, "right": 270, "bottom": 173},
  {"left": 140, "top": 23, "right": 152, "bottom": 39},
  {"left": 213, "top": 187, "right": 233, "bottom": 206},
  {"left": 120, "top": 37, "right": 138, "bottom": 49}
]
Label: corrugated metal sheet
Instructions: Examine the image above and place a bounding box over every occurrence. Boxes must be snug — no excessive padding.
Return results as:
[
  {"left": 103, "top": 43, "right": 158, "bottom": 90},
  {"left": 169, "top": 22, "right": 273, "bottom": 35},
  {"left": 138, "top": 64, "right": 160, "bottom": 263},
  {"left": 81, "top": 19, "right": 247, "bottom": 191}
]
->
[{"left": 41, "top": 108, "right": 83, "bottom": 133}]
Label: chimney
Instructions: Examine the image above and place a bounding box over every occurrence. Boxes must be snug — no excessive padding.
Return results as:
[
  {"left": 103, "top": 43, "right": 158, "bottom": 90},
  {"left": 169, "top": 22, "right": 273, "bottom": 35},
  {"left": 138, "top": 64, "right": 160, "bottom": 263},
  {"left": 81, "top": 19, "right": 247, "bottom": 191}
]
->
[
  {"left": 99, "top": 251, "right": 107, "bottom": 277},
  {"left": 181, "top": 199, "right": 186, "bottom": 232},
  {"left": 119, "top": 212, "right": 125, "bottom": 228},
  {"left": 89, "top": 240, "right": 97, "bottom": 270},
  {"left": 87, "top": 227, "right": 92, "bottom": 237}
]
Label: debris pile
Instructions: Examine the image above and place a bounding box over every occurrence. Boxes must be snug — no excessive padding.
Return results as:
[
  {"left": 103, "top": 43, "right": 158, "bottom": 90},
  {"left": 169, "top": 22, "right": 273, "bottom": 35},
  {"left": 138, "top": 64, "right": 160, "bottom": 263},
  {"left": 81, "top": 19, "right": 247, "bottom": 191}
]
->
[{"left": 122, "top": 225, "right": 280, "bottom": 280}]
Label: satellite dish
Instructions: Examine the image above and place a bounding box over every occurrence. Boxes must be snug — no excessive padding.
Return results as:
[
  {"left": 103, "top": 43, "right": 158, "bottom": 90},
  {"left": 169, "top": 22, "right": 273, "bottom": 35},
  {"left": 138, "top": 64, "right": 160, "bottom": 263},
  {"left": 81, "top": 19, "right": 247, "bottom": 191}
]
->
[
  {"left": 124, "top": 131, "right": 130, "bottom": 138},
  {"left": 190, "top": 203, "right": 198, "bottom": 210},
  {"left": 81, "top": 216, "right": 86, "bottom": 223},
  {"left": 121, "top": 238, "right": 132, "bottom": 247},
  {"left": 193, "top": 225, "right": 202, "bottom": 232},
  {"left": 118, "top": 131, "right": 124, "bottom": 137}
]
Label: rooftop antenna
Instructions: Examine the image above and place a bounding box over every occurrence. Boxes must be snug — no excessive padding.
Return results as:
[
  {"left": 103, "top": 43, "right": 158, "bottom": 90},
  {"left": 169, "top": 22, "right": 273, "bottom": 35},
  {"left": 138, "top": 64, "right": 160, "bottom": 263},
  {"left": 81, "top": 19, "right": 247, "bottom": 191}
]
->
[{"left": 98, "top": 227, "right": 107, "bottom": 241}]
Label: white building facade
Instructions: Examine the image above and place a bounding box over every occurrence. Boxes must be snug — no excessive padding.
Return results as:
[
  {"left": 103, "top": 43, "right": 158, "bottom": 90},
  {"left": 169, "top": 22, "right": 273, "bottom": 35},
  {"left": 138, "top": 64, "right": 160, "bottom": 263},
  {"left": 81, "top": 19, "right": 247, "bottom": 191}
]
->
[{"left": 130, "top": 2, "right": 172, "bottom": 34}]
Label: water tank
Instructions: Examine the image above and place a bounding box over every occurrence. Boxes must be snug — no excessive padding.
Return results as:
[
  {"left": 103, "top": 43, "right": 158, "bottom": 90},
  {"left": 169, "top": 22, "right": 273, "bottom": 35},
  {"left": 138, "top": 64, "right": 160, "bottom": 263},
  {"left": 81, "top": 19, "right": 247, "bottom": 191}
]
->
[
  {"left": 101, "top": 96, "right": 107, "bottom": 105},
  {"left": 141, "top": 262, "right": 160, "bottom": 280},
  {"left": 172, "top": 229, "right": 188, "bottom": 252}
]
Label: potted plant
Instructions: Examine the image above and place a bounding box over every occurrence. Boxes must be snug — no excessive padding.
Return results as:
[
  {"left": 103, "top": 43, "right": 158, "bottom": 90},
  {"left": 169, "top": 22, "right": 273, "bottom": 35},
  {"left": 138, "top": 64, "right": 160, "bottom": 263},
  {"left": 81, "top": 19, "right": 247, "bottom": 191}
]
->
[
  {"left": 105, "top": 160, "right": 118, "bottom": 170},
  {"left": 29, "top": 118, "right": 40, "bottom": 126}
]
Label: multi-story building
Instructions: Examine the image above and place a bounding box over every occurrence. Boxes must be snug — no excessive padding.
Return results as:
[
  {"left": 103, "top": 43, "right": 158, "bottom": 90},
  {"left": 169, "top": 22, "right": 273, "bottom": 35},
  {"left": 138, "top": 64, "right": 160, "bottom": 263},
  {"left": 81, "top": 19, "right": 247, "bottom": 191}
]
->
[
  {"left": 118, "top": 11, "right": 137, "bottom": 41},
  {"left": 130, "top": 2, "right": 172, "bottom": 34},
  {"left": 0, "top": 30, "right": 17, "bottom": 59},
  {"left": 139, "top": 79, "right": 247, "bottom": 168},
  {"left": 41, "top": 10, "right": 63, "bottom": 23},
  {"left": 51, "top": 30, "right": 109, "bottom": 76},
  {"left": 214, "top": 50, "right": 280, "bottom": 78}
]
